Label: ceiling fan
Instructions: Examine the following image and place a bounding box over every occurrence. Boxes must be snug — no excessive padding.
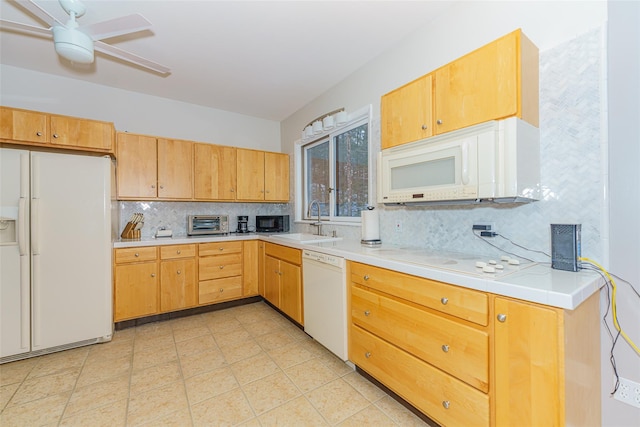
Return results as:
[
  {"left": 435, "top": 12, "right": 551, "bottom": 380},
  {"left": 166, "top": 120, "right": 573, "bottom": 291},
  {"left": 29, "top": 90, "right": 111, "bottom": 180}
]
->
[{"left": 0, "top": 0, "right": 170, "bottom": 74}]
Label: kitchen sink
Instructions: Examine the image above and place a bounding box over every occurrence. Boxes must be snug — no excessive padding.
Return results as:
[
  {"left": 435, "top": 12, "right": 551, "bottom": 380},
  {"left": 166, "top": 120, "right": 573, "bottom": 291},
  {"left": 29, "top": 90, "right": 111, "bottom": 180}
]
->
[{"left": 269, "top": 233, "right": 343, "bottom": 244}]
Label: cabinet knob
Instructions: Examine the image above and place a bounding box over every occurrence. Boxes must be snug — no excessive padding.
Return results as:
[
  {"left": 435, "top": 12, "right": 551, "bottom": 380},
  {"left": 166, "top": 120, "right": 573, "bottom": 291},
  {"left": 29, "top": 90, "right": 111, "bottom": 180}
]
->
[
  {"left": 266, "top": 190, "right": 270, "bottom": 193},
  {"left": 219, "top": 265, "right": 225, "bottom": 269},
  {"left": 421, "top": 124, "right": 428, "bottom": 130},
  {"left": 440, "top": 297, "right": 448, "bottom": 305},
  {"left": 134, "top": 253, "right": 140, "bottom": 257},
  {"left": 441, "top": 344, "right": 449, "bottom": 353},
  {"left": 150, "top": 273, "right": 155, "bottom": 278},
  {"left": 176, "top": 270, "right": 181, "bottom": 275},
  {"left": 159, "top": 185, "right": 164, "bottom": 189},
  {"left": 442, "top": 400, "right": 450, "bottom": 409},
  {"left": 219, "top": 288, "right": 224, "bottom": 293},
  {"left": 497, "top": 313, "right": 507, "bottom": 323},
  {"left": 261, "top": 190, "right": 265, "bottom": 193},
  {"left": 53, "top": 133, "right": 59, "bottom": 138},
  {"left": 177, "top": 250, "right": 181, "bottom": 254},
  {"left": 151, "top": 185, "right": 156, "bottom": 189},
  {"left": 437, "top": 119, "right": 443, "bottom": 125},
  {"left": 365, "top": 352, "right": 371, "bottom": 358},
  {"left": 363, "top": 275, "right": 369, "bottom": 281},
  {"left": 364, "top": 310, "right": 370, "bottom": 316},
  {"left": 230, "top": 188, "right": 234, "bottom": 192},
  {"left": 219, "top": 247, "right": 224, "bottom": 251},
  {"left": 36, "top": 131, "right": 43, "bottom": 136}
]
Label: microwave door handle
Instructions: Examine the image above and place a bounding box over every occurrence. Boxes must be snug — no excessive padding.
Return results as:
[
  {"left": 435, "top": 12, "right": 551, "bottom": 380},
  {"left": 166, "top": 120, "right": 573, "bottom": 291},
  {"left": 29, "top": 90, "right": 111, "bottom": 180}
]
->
[{"left": 461, "top": 141, "right": 469, "bottom": 185}]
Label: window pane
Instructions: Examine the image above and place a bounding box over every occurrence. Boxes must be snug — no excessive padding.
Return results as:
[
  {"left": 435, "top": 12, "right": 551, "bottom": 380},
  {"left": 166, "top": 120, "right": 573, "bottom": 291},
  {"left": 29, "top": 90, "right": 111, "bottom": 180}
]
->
[
  {"left": 305, "top": 140, "right": 330, "bottom": 216},
  {"left": 335, "top": 124, "right": 368, "bottom": 217}
]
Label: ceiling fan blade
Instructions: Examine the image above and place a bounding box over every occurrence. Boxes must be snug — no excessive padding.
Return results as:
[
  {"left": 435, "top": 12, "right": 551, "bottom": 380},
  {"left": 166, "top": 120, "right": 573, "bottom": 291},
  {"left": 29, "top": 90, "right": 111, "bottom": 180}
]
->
[
  {"left": 0, "top": 19, "right": 52, "bottom": 38},
  {"left": 80, "top": 14, "right": 152, "bottom": 41},
  {"left": 94, "top": 41, "right": 170, "bottom": 75},
  {"left": 15, "top": 0, "right": 62, "bottom": 27}
]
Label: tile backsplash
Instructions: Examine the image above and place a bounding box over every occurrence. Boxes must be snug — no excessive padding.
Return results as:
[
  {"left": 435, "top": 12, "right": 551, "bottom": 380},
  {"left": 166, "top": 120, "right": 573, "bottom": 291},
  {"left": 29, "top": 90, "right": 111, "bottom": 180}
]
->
[{"left": 119, "top": 27, "right": 605, "bottom": 265}]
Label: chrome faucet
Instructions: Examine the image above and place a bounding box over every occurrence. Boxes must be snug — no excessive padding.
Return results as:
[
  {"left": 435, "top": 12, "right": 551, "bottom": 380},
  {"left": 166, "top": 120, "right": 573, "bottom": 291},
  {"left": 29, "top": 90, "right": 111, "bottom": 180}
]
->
[{"left": 307, "top": 199, "right": 323, "bottom": 236}]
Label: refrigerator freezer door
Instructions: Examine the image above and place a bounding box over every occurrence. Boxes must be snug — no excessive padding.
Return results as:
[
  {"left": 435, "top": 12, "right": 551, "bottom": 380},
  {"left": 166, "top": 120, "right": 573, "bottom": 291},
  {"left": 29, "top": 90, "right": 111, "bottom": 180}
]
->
[
  {"left": 0, "top": 148, "right": 31, "bottom": 358},
  {"left": 30, "top": 152, "right": 112, "bottom": 350}
]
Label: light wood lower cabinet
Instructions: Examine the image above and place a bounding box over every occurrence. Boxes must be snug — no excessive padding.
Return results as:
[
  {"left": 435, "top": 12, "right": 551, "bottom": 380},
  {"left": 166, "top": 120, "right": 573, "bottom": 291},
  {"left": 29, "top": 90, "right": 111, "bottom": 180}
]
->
[
  {"left": 263, "top": 243, "right": 302, "bottom": 324},
  {"left": 114, "top": 241, "right": 261, "bottom": 321},
  {"left": 348, "top": 261, "right": 600, "bottom": 427}
]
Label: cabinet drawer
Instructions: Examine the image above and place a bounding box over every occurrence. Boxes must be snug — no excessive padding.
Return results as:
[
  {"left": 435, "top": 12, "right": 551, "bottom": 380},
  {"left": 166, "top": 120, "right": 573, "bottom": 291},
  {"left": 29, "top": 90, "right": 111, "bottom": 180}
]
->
[
  {"left": 351, "top": 285, "right": 488, "bottom": 392},
  {"left": 160, "top": 244, "right": 196, "bottom": 259},
  {"left": 350, "top": 325, "right": 489, "bottom": 427},
  {"left": 114, "top": 246, "right": 157, "bottom": 264},
  {"left": 349, "top": 262, "right": 488, "bottom": 326},
  {"left": 265, "top": 243, "right": 301, "bottom": 265},
  {"left": 199, "top": 241, "right": 242, "bottom": 256},
  {"left": 199, "top": 253, "right": 242, "bottom": 280},
  {"left": 199, "top": 276, "right": 243, "bottom": 304}
]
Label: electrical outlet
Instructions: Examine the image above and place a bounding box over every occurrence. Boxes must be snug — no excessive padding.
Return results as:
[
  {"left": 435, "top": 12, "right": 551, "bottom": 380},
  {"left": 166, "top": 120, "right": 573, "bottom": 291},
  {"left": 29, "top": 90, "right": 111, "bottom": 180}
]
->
[
  {"left": 472, "top": 222, "right": 496, "bottom": 232},
  {"left": 614, "top": 377, "right": 640, "bottom": 408},
  {"left": 395, "top": 220, "right": 402, "bottom": 232}
]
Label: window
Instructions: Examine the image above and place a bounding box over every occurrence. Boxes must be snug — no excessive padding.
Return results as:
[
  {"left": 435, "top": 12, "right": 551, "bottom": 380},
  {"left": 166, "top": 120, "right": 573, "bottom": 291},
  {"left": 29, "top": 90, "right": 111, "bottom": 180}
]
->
[{"left": 298, "top": 111, "right": 370, "bottom": 223}]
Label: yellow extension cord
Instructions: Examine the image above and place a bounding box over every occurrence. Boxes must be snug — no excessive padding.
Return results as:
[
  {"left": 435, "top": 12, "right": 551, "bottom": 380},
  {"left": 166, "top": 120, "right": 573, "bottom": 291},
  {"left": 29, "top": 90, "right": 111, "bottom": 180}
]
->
[{"left": 579, "top": 257, "right": 640, "bottom": 355}]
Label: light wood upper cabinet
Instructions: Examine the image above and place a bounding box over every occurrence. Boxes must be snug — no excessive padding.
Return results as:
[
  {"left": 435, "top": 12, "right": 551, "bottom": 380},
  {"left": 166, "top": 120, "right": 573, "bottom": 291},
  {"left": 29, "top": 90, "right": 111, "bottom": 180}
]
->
[
  {"left": 236, "top": 148, "right": 289, "bottom": 202},
  {"left": 116, "top": 133, "right": 158, "bottom": 199},
  {"left": 381, "top": 29, "right": 539, "bottom": 148},
  {"left": 381, "top": 74, "right": 433, "bottom": 149},
  {"left": 434, "top": 29, "right": 538, "bottom": 134},
  {"left": 1, "top": 106, "right": 114, "bottom": 153},
  {"left": 264, "top": 151, "right": 290, "bottom": 201},
  {"left": 0, "top": 107, "right": 49, "bottom": 143},
  {"left": 157, "top": 138, "right": 193, "bottom": 199},
  {"left": 116, "top": 133, "right": 193, "bottom": 200},
  {"left": 194, "top": 143, "right": 237, "bottom": 200}
]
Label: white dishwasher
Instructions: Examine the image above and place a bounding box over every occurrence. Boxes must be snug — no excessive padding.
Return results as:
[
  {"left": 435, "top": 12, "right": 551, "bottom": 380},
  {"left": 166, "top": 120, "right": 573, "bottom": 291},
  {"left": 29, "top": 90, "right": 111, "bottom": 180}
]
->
[{"left": 302, "top": 249, "right": 348, "bottom": 361}]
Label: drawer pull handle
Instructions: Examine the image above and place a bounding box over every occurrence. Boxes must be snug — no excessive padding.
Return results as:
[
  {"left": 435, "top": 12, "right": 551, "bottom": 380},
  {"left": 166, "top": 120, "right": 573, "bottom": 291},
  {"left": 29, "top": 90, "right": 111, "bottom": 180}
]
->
[
  {"left": 440, "top": 297, "right": 448, "bottom": 305},
  {"left": 36, "top": 131, "right": 43, "bottom": 136},
  {"left": 421, "top": 124, "right": 428, "bottom": 130},
  {"left": 219, "top": 265, "right": 225, "bottom": 269},
  {"left": 365, "top": 352, "right": 371, "bottom": 358},
  {"left": 364, "top": 310, "right": 370, "bottom": 316},
  {"left": 150, "top": 273, "right": 155, "bottom": 278},
  {"left": 441, "top": 344, "right": 449, "bottom": 353},
  {"left": 219, "top": 247, "right": 224, "bottom": 251},
  {"left": 363, "top": 275, "right": 370, "bottom": 281},
  {"left": 135, "top": 253, "right": 140, "bottom": 257},
  {"left": 177, "top": 250, "right": 181, "bottom": 254},
  {"left": 219, "top": 288, "right": 224, "bottom": 293},
  {"left": 176, "top": 270, "right": 181, "bottom": 275},
  {"left": 497, "top": 314, "right": 507, "bottom": 323},
  {"left": 442, "top": 400, "right": 450, "bottom": 409},
  {"left": 437, "top": 119, "right": 443, "bottom": 125},
  {"left": 53, "top": 133, "right": 59, "bottom": 138}
]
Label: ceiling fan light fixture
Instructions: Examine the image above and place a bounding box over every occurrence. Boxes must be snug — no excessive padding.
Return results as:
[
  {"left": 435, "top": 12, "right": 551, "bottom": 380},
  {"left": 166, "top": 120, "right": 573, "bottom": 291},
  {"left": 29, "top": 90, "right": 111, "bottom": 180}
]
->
[{"left": 52, "top": 25, "right": 94, "bottom": 64}]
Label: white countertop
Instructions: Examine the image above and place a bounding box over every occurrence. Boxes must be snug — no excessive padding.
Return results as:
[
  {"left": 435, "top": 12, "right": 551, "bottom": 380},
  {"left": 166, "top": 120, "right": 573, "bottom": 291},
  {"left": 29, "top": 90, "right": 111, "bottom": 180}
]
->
[{"left": 114, "top": 233, "right": 603, "bottom": 310}]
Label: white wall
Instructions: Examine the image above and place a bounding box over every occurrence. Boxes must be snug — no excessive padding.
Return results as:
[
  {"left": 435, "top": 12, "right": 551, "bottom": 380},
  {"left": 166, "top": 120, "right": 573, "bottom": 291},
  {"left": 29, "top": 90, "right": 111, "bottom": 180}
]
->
[
  {"left": 0, "top": 65, "right": 281, "bottom": 151},
  {"left": 605, "top": 1, "right": 640, "bottom": 425}
]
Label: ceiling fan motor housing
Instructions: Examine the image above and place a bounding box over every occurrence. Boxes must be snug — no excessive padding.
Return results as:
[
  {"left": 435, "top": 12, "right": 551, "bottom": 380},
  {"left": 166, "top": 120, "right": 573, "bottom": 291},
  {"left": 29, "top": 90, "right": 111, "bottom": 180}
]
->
[{"left": 52, "top": 25, "right": 94, "bottom": 64}]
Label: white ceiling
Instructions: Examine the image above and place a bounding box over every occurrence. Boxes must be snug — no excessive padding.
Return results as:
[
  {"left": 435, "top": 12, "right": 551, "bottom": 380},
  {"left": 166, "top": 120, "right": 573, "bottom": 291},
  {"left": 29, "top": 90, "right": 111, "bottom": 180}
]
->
[{"left": 0, "top": 0, "right": 459, "bottom": 121}]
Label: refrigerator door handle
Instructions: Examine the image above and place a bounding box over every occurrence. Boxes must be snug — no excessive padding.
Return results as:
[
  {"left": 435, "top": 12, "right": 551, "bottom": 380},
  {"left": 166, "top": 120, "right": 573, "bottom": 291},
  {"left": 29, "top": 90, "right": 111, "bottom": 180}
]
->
[
  {"left": 18, "top": 197, "right": 28, "bottom": 256},
  {"left": 31, "top": 198, "right": 40, "bottom": 255}
]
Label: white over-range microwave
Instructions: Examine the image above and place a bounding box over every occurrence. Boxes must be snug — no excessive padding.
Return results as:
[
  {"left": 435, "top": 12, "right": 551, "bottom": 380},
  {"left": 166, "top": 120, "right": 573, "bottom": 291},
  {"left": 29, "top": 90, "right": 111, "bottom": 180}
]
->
[{"left": 377, "top": 118, "right": 540, "bottom": 205}]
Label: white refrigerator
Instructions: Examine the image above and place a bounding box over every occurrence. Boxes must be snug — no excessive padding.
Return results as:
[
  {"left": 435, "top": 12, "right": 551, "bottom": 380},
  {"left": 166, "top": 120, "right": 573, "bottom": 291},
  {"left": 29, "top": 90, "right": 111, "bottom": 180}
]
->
[{"left": 0, "top": 148, "right": 113, "bottom": 362}]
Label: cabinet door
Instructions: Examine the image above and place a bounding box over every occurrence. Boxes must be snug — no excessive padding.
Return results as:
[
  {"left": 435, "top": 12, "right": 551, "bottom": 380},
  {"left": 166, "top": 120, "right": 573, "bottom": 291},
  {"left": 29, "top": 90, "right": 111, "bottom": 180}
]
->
[
  {"left": 194, "top": 143, "right": 237, "bottom": 200},
  {"left": 263, "top": 255, "right": 280, "bottom": 307},
  {"left": 236, "top": 148, "right": 265, "bottom": 200},
  {"left": 114, "top": 263, "right": 158, "bottom": 321},
  {"left": 243, "top": 240, "right": 259, "bottom": 296},
  {"left": 0, "top": 107, "right": 49, "bottom": 143},
  {"left": 116, "top": 133, "right": 158, "bottom": 199},
  {"left": 50, "top": 115, "right": 114, "bottom": 151},
  {"left": 381, "top": 74, "right": 433, "bottom": 149},
  {"left": 160, "top": 258, "right": 197, "bottom": 312},
  {"left": 157, "top": 138, "right": 193, "bottom": 199},
  {"left": 494, "top": 297, "right": 561, "bottom": 427},
  {"left": 280, "top": 261, "right": 302, "bottom": 324},
  {"left": 264, "top": 152, "right": 289, "bottom": 201},
  {"left": 434, "top": 32, "right": 518, "bottom": 134}
]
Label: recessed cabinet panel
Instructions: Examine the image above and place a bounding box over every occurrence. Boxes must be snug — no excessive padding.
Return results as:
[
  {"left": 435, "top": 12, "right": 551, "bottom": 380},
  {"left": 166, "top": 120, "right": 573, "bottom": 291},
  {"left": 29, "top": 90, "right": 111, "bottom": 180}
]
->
[
  {"left": 0, "top": 107, "right": 49, "bottom": 143},
  {"left": 116, "top": 133, "right": 158, "bottom": 199}
]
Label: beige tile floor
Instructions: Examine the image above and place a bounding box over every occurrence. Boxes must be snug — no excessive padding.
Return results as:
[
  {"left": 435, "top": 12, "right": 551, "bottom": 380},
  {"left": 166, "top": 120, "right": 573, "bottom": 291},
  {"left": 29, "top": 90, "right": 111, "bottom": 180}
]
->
[{"left": 0, "top": 302, "right": 429, "bottom": 426}]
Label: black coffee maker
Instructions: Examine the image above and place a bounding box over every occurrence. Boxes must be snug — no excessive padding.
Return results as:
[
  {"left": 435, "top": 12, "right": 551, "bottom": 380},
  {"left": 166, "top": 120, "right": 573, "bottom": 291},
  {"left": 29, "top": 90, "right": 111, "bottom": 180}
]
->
[{"left": 237, "top": 215, "right": 249, "bottom": 233}]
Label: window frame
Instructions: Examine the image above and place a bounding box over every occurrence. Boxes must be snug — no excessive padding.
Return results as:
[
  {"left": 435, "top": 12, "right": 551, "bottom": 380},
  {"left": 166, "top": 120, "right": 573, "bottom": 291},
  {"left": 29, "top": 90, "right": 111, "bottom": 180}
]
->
[{"left": 294, "top": 105, "right": 373, "bottom": 226}]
